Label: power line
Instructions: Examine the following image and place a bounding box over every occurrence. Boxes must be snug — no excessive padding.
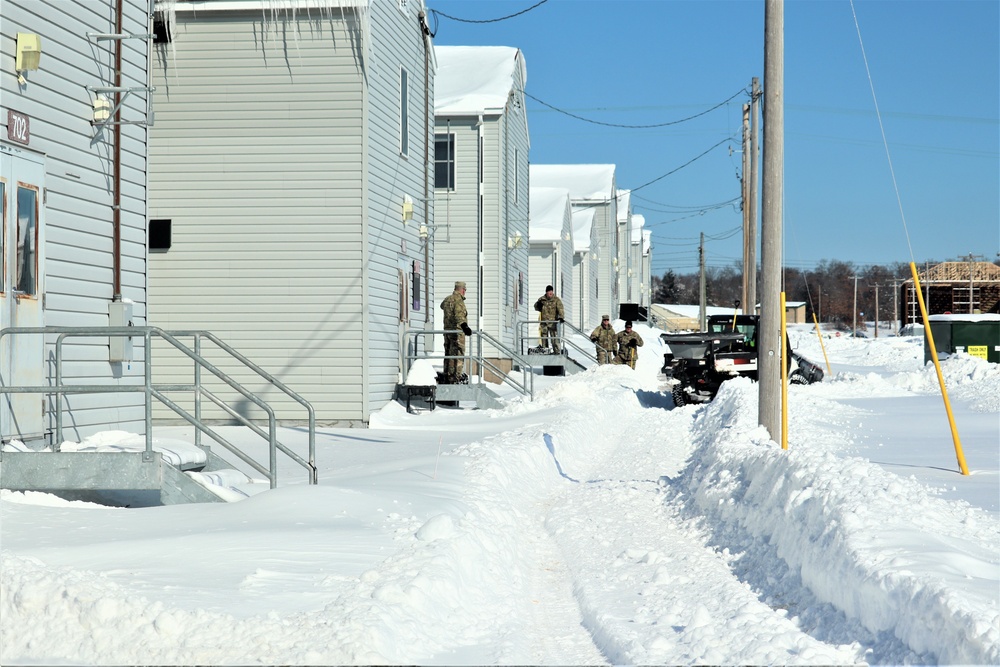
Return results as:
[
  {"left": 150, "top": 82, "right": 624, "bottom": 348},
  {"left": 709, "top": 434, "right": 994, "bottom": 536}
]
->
[
  {"left": 520, "top": 87, "right": 749, "bottom": 129},
  {"left": 429, "top": 0, "right": 549, "bottom": 25}
]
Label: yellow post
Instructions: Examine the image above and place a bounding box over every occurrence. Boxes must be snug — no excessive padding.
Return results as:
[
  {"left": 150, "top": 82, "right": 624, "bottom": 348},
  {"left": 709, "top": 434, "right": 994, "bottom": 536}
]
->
[
  {"left": 910, "top": 262, "right": 969, "bottom": 475},
  {"left": 812, "top": 313, "right": 832, "bottom": 374},
  {"left": 781, "top": 291, "right": 789, "bottom": 450}
]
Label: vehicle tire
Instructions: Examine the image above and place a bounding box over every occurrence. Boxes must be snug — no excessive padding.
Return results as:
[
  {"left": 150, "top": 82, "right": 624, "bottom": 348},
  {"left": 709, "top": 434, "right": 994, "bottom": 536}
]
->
[
  {"left": 671, "top": 384, "right": 687, "bottom": 407},
  {"left": 789, "top": 371, "right": 809, "bottom": 385}
]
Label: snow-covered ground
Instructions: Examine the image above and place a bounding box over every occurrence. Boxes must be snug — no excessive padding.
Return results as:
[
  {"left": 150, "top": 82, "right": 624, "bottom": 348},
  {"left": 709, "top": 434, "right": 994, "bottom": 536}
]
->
[{"left": 1, "top": 322, "right": 997, "bottom": 665}]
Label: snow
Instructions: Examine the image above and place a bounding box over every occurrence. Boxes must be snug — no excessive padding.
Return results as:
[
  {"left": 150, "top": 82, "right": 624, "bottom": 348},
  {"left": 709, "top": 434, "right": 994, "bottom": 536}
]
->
[
  {"left": 434, "top": 46, "right": 524, "bottom": 116},
  {"left": 531, "top": 164, "right": 617, "bottom": 203},
  {"left": 2, "top": 323, "right": 998, "bottom": 665},
  {"left": 570, "top": 206, "right": 596, "bottom": 253},
  {"left": 528, "top": 187, "right": 570, "bottom": 243}
]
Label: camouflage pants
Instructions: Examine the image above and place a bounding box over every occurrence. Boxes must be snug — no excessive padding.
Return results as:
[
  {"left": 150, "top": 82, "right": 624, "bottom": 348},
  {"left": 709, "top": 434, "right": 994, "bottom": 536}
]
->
[
  {"left": 596, "top": 347, "right": 614, "bottom": 365},
  {"left": 444, "top": 332, "right": 465, "bottom": 378},
  {"left": 538, "top": 322, "right": 560, "bottom": 353}
]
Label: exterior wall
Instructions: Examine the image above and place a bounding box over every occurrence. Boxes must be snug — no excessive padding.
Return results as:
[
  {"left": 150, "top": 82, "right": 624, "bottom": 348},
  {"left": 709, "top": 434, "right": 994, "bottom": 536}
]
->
[
  {"left": 592, "top": 201, "right": 617, "bottom": 321},
  {"left": 434, "top": 56, "right": 528, "bottom": 357},
  {"left": 2, "top": 0, "right": 150, "bottom": 442},
  {"left": 556, "top": 211, "right": 573, "bottom": 327},
  {"left": 433, "top": 118, "right": 480, "bottom": 331},
  {"left": 148, "top": 3, "right": 431, "bottom": 424},
  {"left": 366, "top": 0, "right": 434, "bottom": 409}
]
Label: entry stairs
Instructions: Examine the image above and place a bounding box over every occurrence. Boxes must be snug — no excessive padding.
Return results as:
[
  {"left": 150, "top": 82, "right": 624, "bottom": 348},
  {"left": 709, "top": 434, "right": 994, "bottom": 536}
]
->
[
  {"left": 397, "top": 323, "right": 593, "bottom": 412},
  {"left": 0, "top": 326, "right": 317, "bottom": 506}
]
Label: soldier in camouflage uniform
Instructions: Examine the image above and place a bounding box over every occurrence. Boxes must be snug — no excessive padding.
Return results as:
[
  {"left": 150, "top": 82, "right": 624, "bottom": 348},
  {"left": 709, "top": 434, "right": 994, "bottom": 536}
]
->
[
  {"left": 589, "top": 314, "right": 618, "bottom": 364},
  {"left": 533, "top": 285, "right": 565, "bottom": 354},
  {"left": 441, "top": 281, "right": 472, "bottom": 383},
  {"left": 614, "top": 320, "right": 643, "bottom": 368}
]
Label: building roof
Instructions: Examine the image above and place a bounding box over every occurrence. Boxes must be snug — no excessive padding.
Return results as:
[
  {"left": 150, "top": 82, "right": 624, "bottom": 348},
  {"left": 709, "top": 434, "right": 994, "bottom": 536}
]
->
[
  {"left": 909, "top": 261, "right": 1000, "bottom": 283},
  {"left": 571, "top": 207, "right": 596, "bottom": 253},
  {"left": 616, "top": 189, "right": 631, "bottom": 223},
  {"left": 434, "top": 46, "right": 524, "bottom": 115},
  {"left": 531, "top": 164, "right": 616, "bottom": 202},
  {"left": 630, "top": 214, "right": 645, "bottom": 244},
  {"left": 529, "top": 187, "right": 570, "bottom": 243}
]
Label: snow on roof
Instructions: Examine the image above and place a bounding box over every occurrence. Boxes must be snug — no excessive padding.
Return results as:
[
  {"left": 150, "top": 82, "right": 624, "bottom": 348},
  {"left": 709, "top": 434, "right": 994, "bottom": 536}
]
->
[
  {"left": 529, "top": 187, "right": 570, "bottom": 243},
  {"left": 929, "top": 313, "right": 1000, "bottom": 322},
  {"left": 630, "top": 214, "right": 645, "bottom": 244},
  {"left": 571, "top": 207, "right": 596, "bottom": 253},
  {"left": 616, "top": 190, "right": 631, "bottom": 223},
  {"left": 642, "top": 229, "right": 652, "bottom": 255},
  {"left": 435, "top": 46, "right": 524, "bottom": 115},
  {"left": 657, "top": 304, "right": 739, "bottom": 318},
  {"left": 531, "top": 164, "right": 616, "bottom": 202}
]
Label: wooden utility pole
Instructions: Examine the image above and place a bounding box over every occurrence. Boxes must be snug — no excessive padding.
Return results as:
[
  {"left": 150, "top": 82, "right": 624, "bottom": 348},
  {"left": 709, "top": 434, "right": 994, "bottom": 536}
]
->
[
  {"left": 699, "top": 232, "right": 707, "bottom": 330},
  {"left": 748, "top": 77, "right": 760, "bottom": 314},
  {"left": 852, "top": 274, "right": 860, "bottom": 335},
  {"left": 758, "top": 0, "right": 783, "bottom": 440},
  {"left": 873, "top": 283, "right": 879, "bottom": 337},
  {"left": 742, "top": 103, "right": 751, "bottom": 310}
]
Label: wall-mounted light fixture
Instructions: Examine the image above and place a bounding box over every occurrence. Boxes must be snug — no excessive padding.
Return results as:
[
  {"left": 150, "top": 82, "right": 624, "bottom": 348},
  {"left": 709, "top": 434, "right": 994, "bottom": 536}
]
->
[
  {"left": 507, "top": 231, "right": 523, "bottom": 249},
  {"left": 15, "top": 33, "right": 42, "bottom": 85},
  {"left": 402, "top": 195, "right": 414, "bottom": 223},
  {"left": 92, "top": 95, "right": 111, "bottom": 124}
]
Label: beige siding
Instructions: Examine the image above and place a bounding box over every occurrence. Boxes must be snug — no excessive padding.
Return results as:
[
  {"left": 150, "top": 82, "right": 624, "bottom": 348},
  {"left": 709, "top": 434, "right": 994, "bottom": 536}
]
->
[{"left": 149, "top": 10, "right": 366, "bottom": 422}]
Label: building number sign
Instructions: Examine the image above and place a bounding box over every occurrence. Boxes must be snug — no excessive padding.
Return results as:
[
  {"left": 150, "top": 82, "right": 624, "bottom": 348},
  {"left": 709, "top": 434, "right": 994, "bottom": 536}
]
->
[{"left": 7, "top": 110, "right": 30, "bottom": 145}]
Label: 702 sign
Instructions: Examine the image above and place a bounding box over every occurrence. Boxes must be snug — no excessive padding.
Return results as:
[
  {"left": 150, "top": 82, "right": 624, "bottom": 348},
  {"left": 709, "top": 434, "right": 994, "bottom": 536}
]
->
[{"left": 7, "top": 110, "right": 30, "bottom": 145}]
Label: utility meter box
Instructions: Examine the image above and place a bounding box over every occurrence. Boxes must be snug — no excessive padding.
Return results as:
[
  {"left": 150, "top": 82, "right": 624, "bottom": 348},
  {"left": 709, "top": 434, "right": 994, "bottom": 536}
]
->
[
  {"left": 924, "top": 314, "right": 1000, "bottom": 365},
  {"left": 109, "top": 300, "right": 133, "bottom": 363}
]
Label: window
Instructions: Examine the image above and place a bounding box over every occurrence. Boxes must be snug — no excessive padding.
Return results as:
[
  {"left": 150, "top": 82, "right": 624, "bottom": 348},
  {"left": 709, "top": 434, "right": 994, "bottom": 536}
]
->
[
  {"left": 412, "top": 260, "right": 421, "bottom": 311},
  {"left": 398, "top": 269, "right": 409, "bottom": 322},
  {"left": 400, "top": 68, "right": 409, "bottom": 157},
  {"left": 149, "top": 218, "right": 171, "bottom": 252},
  {"left": 16, "top": 185, "right": 37, "bottom": 296},
  {"left": 434, "top": 134, "right": 455, "bottom": 190}
]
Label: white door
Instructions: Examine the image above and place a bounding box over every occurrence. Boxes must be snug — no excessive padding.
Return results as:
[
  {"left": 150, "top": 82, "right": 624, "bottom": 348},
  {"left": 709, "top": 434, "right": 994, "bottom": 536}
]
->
[{"left": 0, "top": 144, "right": 46, "bottom": 441}]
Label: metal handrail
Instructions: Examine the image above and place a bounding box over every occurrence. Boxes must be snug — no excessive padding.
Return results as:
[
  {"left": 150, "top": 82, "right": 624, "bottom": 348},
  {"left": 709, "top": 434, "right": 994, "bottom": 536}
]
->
[
  {"left": 0, "top": 326, "right": 317, "bottom": 488},
  {"left": 402, "top": 328, "right": 535, "bottom": 400},
  {"left": 516, "top": 319, "right": 613, "bottom": 360}
]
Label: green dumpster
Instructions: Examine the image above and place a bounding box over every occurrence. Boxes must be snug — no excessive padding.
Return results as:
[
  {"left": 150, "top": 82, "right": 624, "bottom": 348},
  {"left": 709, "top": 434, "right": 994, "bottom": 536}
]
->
[{"left": 924, "top": 314, "right": 1000, "bottom": 364}]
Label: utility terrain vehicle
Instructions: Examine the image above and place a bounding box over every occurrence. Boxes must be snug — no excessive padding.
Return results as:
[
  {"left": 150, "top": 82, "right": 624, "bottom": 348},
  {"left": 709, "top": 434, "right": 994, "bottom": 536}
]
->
[{"left": 660, "top": 314, "right": 823, "bottom": 406}]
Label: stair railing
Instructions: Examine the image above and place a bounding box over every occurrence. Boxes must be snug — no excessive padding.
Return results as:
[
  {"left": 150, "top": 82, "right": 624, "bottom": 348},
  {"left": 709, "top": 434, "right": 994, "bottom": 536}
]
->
[
  {"left": 402, "top": 328, "right": 535, "bottom": 399},
  {"left": 0, "top": 326, "right": 317, "bottom": 488}
]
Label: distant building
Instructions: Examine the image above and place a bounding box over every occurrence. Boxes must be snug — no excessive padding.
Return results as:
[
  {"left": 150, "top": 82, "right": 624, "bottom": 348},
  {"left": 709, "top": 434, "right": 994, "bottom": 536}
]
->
[
  {"left": 528, "top": 187, "right": 574, "bottom": 324},
  {"left": 532, "top": 165, "right": 618, "bottom": 327},
  {"left": 434, "top": 46, "right": 529, "bottom": 356},
  {"left": 571, "top": 207, "right": 599, "bottom": 331},
  {"left": 901, "top": 261, "right": 1000, "bottom": 323}
]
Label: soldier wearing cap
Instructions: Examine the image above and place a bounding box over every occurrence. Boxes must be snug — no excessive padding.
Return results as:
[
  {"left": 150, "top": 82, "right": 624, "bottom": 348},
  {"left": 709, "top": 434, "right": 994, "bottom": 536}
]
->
[
  {"left": 440, "top": 281, "right": 472, "bottom": 383},
  {"left": 614, "top": 320, "right": 643, "bottom": 368},
  {"left": 533, "top": 285, "right": 565, "bottom": 354},
  {"left": 589, "top": 314, "right": 617, "bottom": 365}
]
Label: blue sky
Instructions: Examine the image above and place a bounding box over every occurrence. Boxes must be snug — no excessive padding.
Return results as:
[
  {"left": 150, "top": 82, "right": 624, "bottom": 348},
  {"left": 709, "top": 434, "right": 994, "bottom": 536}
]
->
[{"left": 427, "top": 0, "right": 999, "bottom": 276}]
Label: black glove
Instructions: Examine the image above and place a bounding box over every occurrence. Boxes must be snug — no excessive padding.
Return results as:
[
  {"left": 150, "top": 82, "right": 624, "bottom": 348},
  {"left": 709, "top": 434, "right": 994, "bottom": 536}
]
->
[
  {"left": 558, "top": 318, "right": 564, "bottom": 323},
  {"left": 590, "top": 336, "right": 598, "bottom": 342},
  {"left": 461, "top": 323, "right": 472, "bottom": 336},
  {"left": 629, "top": 339, "right": 638, "bottom": 347}
]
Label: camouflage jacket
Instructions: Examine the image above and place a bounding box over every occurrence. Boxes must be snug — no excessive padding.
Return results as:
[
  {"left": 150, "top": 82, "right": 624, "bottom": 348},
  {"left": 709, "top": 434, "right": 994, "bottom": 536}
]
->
[
  {"left": 615, "top": 330, "right": 644, "bottom": 357},
  {"left": 440, "top": 291, "right": 468, "bottom": 330},
  {"left": 590, "top": 323, "right": 618, "bottom": 354},
  {"left": 533, "top": 294, "right": 565, "bottom": 322}
]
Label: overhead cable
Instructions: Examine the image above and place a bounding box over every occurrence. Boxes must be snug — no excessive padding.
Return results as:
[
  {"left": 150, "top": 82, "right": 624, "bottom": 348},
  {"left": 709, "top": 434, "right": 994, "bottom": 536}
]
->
[
  {"left": 429, "top": 0, "right": 549, "bottom": 24},
  {"left": 521, "top": 87, "right": 749, "bottom": 129}
]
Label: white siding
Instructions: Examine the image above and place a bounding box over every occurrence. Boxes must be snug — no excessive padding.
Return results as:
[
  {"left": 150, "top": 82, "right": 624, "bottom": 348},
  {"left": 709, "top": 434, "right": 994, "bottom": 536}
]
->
[
  {"left": 2, "top": 0, "right": 150, "bottom": 441},
  {"left": 149, "top": 3, "right": 432, "bottom": 424}
]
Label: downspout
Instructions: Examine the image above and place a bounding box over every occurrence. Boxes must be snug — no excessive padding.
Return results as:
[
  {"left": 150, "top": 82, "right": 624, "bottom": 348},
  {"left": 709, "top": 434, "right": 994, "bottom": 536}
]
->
[
  {"left": 113, "top": 0, "right": 124, "bottom": 301},
  {"left": 419, "top": 10, "right": 430, "bottom": 326}
]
